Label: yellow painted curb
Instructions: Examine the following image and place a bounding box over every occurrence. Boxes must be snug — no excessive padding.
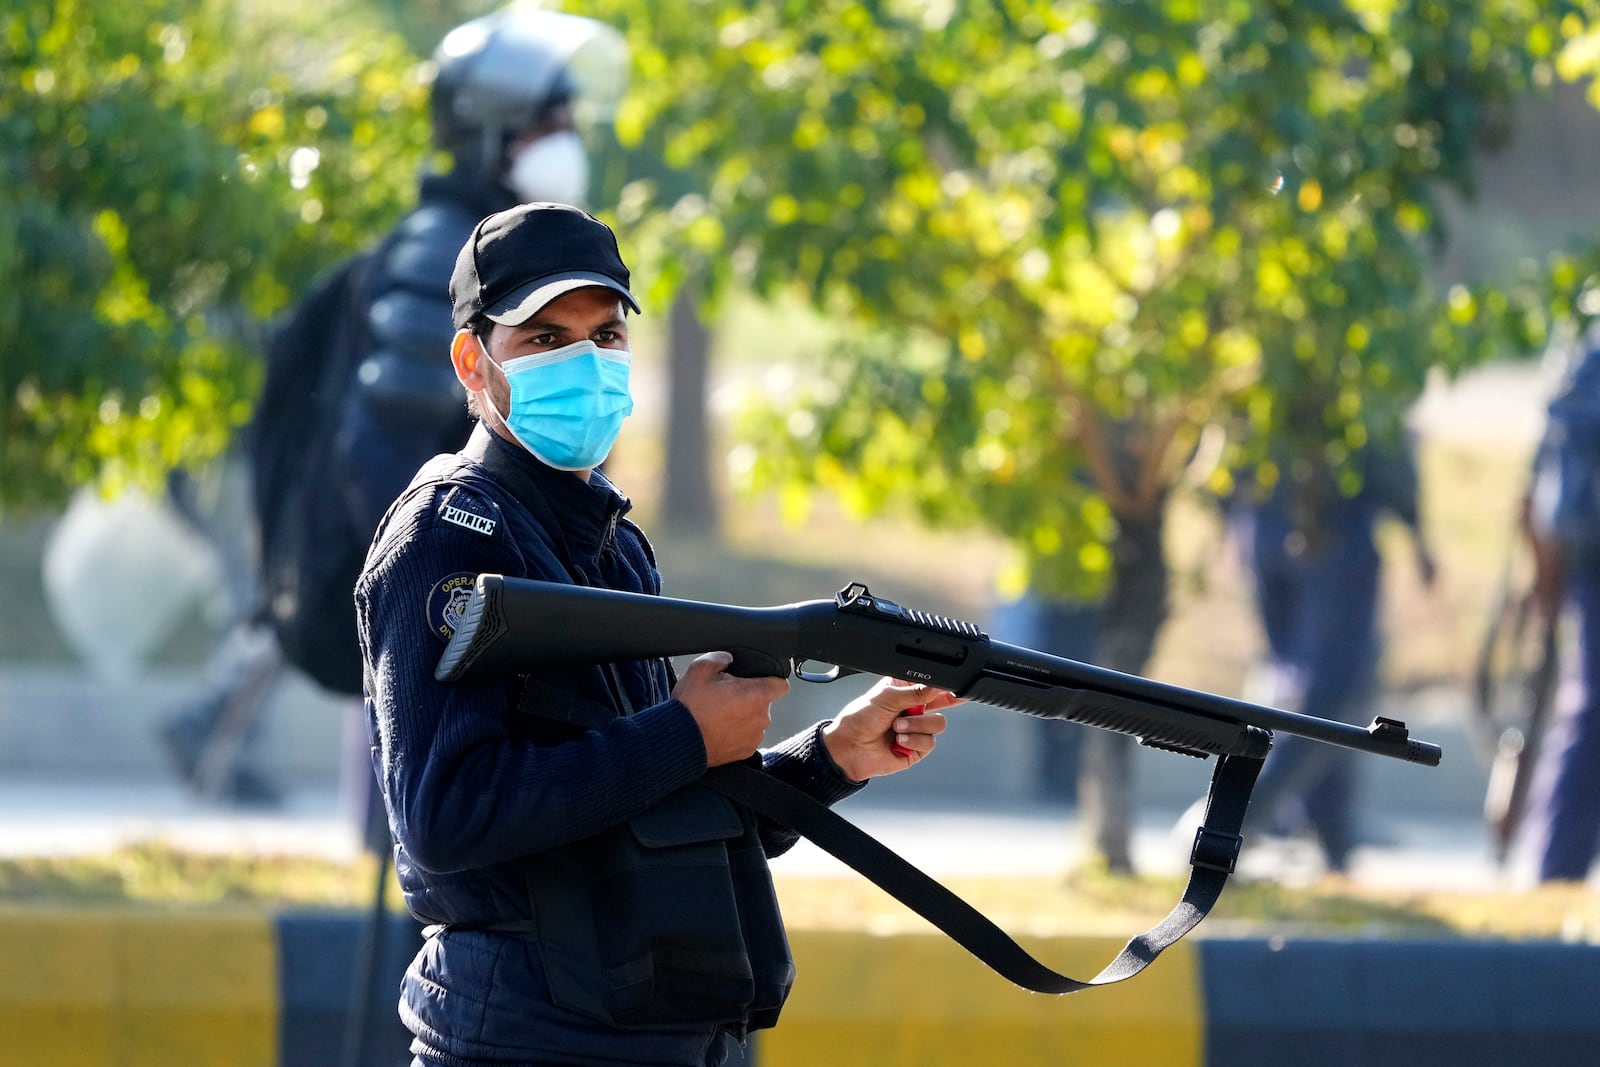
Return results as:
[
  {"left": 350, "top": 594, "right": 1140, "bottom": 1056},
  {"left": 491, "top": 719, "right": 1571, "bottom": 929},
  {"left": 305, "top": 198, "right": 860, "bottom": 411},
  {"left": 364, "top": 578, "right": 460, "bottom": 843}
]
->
[
  {"left": 761, "top": 929, "right": 1204, "bottom": 1067},
  {"left": 0, "top": 906, "right": 278, "bottom": 1067}
]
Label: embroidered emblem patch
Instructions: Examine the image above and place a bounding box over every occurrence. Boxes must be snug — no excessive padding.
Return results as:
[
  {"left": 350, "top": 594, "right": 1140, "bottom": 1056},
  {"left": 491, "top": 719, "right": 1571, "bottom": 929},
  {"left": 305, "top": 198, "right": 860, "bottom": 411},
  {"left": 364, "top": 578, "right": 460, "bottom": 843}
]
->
[
  {"left": 442, "top": 504, "right": 496, "bottom": 537},
  {"left": 426, "top": 572, "right": 479, "bottom": 643}
]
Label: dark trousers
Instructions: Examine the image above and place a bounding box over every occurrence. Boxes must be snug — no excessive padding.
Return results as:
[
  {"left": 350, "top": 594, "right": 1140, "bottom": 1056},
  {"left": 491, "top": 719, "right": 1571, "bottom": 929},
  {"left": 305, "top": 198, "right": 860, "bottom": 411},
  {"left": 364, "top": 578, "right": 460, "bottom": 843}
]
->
[
  {"left": 410, "top": 1028, "right": 743, "bottom": 1066},
  {"left": 1245, "top": 527, "right": 1381, "bottom": 871},
  {"left": 1532, "top": 566, "right": 1600, "bottom": 882}
]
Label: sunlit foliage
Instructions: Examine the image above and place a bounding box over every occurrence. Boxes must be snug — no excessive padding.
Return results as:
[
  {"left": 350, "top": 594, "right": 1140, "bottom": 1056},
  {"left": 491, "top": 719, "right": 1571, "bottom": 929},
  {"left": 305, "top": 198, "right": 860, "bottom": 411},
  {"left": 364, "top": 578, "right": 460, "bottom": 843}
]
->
[
  {"left": 586, "top": 0, "right": 1592, "bottom": 599},
  {"left": 0, "top": 0, "right": 430, "bottom": 512}
]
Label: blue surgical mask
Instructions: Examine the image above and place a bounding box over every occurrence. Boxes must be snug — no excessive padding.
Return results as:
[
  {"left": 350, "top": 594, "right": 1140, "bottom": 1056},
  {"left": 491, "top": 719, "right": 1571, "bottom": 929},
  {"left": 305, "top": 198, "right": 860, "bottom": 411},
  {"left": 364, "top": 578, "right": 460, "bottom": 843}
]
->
[{"left": 488, "top": 339, "right": 633, "bottom": 471}]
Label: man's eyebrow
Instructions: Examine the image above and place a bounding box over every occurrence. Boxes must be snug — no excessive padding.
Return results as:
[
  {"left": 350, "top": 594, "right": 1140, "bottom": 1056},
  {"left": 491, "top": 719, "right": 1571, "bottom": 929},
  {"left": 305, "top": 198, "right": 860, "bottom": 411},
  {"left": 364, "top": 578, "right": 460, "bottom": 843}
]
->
[
  {"left": 507, "top": 315, "right": 626, "bottom": 339},
  {"left": 506, "top": 319, "right": 572, "bottom": 339}
]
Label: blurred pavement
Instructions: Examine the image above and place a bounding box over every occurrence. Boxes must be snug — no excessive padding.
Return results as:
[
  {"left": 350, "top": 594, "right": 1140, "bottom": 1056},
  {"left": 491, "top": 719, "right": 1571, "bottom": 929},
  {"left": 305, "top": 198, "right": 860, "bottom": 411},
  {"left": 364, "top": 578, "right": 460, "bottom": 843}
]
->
[{"left": 0, "top": 759, "right": 1521, "bottom": 892}]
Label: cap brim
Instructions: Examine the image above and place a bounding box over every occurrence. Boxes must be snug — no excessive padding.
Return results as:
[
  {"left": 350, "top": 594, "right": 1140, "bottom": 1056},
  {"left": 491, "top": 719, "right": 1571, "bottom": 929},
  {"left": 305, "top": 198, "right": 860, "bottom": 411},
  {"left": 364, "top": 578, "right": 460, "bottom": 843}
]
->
[{"left": 484, "top": 271, "right": 641, "bottom": 325}]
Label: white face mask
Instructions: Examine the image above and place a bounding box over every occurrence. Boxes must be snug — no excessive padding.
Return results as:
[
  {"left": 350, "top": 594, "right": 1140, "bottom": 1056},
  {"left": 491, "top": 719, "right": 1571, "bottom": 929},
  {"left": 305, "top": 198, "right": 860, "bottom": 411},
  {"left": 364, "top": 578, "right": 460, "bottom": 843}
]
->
[{"left": 505, "top": 130, "right": 590, "bottom": 206}]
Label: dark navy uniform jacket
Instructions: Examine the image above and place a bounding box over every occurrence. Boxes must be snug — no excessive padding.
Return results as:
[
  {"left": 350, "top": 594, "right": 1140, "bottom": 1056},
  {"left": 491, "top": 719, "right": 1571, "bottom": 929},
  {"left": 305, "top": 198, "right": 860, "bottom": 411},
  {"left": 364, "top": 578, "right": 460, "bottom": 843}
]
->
[{"left": 356, "top": 424, "right": 862, "bottom": 1066}]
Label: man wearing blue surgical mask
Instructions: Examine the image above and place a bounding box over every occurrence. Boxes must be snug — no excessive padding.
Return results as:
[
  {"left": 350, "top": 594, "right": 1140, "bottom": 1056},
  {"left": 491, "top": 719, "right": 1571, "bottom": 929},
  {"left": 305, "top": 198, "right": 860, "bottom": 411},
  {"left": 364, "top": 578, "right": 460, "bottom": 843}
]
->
[
  {"left": 454, "top": 289, "right": 635, "bottom": 475},
  {"left": 356, "top": 203, "right": 956, "bottom": 1067}
]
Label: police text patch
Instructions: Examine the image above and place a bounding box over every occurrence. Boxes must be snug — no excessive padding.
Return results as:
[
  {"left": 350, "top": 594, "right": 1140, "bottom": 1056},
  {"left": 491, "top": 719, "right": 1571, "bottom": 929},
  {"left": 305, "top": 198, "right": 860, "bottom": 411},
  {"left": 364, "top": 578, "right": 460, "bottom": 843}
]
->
[
  {"left": 442, "top": 504, "right": 497, "bottom": 536},
  {"left": 426, "top": 572, "right": 479, "bottom": 643}
]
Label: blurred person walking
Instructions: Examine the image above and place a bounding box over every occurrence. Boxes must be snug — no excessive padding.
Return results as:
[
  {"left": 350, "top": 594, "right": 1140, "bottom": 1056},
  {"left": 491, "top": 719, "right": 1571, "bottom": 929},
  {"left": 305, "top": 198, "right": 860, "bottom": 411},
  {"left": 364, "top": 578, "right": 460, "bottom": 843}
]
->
[
  {"left": 1224, "top": 436, "right": 1436, "bottom": 875},
  {"left": 1520, "top": 334, "right": 1600, "bottom": 884}
]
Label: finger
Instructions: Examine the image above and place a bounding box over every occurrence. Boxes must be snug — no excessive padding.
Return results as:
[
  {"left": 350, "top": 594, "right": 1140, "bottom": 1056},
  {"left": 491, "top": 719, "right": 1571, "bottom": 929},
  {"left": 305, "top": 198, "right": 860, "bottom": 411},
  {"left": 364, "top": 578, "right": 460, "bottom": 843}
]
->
[
  {"left": 894, "top": 711, "right": 947, "bottom": 736},
  {"left": 916, "top": 689, "right": 964, "bottom": 712},
  {"left": 896, "top": 685, "right": 961, "bottom": 712},
  {"left": 890, "top": 701, "right": 925, "bottom": 758},
  {"left": 891, "top": 730, "right": 936, "bottom": 758},
  {"left": 888, "top": 679, "right": 954, "bottom": 711},
  {"left": 755, "top": 675, "right": 792, "bottom": 700}
]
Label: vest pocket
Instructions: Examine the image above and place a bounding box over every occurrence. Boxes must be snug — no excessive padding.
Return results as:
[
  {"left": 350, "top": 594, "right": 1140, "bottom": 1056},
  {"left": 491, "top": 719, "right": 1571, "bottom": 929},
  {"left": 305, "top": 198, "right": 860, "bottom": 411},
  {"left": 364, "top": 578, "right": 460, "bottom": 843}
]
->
[{"left": 527, "top": 784, "right": 791, "bottom": 1029}]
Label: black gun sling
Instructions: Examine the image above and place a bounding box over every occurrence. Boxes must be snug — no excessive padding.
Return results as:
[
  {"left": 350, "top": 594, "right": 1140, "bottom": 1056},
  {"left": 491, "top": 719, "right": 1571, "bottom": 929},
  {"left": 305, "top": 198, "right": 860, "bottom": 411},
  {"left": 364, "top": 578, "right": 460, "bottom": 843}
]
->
[
  {"left": 702, "top": 750, "right": 1264, "bottom": 995},
  {"left": 467, "top": 434, "right": 1266, "bottom": 994}
]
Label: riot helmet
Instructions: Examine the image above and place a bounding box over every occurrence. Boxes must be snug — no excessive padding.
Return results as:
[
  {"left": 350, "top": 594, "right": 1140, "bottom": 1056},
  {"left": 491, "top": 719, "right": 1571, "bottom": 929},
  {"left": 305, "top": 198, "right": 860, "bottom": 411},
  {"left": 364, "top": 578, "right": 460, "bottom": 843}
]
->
[{"left": 430, "top": 4, "right": 628, "bottom": 183}]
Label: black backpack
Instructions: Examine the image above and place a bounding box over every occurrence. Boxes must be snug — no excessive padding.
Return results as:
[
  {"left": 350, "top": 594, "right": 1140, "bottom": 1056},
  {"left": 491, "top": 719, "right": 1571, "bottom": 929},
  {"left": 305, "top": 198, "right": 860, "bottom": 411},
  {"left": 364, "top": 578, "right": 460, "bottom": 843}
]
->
[{"left": 249, "top": 243, "right": 389, "bottom": 696}]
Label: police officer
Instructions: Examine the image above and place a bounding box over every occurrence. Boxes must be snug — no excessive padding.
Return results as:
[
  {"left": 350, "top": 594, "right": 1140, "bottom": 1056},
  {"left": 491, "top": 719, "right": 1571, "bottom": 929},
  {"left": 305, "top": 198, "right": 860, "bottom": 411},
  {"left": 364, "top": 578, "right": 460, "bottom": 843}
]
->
[
  {"left": 1523, "top": 338, "right": 1600, "bottom": 883},
  {"left": 1229, "top": 437, "right": 1435, "bottom": 875},
  {"left": 357, "top": 202, "right": 956, "bottom": 1066}
]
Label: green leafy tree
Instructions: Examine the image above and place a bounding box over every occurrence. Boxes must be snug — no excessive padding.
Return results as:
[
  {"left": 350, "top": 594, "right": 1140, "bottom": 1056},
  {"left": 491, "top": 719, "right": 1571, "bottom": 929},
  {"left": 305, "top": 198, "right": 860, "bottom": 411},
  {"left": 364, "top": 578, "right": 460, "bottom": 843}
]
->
[
  {"left": 0, "top": 0, "right": 431, "bottom": 514},
  {"left": 1459, "top": 22, "right": 1600, "bottom": 362},
  {"left": 585, "top": 0, "right": 1587, "bottom": 868}
]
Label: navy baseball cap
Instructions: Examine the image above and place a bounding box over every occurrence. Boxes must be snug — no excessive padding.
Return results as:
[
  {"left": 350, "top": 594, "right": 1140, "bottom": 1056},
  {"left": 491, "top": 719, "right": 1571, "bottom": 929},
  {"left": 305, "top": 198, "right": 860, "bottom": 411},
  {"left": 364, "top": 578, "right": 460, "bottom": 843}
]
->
[{"left": 449, "top": 201, "right": 640, "bottom": 330}]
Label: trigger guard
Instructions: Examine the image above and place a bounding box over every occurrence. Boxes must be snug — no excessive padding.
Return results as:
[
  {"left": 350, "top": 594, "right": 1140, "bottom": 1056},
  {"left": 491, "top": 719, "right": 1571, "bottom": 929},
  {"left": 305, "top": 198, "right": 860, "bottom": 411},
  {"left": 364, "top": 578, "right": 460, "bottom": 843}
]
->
[{"left": 796, "top": 662, "right": 854, "bottom": 683}]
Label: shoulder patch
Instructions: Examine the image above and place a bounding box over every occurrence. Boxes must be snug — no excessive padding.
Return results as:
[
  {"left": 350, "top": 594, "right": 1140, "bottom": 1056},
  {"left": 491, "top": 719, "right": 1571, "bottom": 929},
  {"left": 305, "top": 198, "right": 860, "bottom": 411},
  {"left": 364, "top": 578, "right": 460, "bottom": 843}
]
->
[
  {"left": 442, "top": 503, "right": 497, "bottom": 536},
  {"left": 438, "top": 486, "right": 499, "bottom": 538},
  {"left": 426, "top": 571, "right": 480, "bottom": 643}
]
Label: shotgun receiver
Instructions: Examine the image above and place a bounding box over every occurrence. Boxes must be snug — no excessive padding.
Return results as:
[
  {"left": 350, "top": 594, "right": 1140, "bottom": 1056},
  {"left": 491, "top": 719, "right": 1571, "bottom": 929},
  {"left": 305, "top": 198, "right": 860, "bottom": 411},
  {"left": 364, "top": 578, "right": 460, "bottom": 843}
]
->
[{"left": 436, "top": 576, "right": 1441, "bottom": 767}]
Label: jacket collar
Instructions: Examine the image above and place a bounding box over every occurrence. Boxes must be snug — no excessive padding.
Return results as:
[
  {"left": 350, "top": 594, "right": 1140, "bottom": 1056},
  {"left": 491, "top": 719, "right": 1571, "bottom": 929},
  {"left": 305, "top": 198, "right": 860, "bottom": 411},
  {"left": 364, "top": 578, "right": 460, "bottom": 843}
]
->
[{"left": 469, "top": 424, "right": 632, "bottom": 571}]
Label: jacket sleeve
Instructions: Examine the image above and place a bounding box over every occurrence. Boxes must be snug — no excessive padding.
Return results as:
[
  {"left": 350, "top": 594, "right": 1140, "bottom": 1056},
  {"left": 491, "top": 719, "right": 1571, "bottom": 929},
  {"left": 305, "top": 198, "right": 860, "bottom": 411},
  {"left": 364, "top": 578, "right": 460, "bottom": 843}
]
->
[
  {"left": 356, "top": 483, "right": 709, "bottom": 874},
  {"left": 1362, "top": 436, "right": 1424, "bottom": 532},
  {"left": 756, "top": 723, "right": 869, "bottom": 857}
]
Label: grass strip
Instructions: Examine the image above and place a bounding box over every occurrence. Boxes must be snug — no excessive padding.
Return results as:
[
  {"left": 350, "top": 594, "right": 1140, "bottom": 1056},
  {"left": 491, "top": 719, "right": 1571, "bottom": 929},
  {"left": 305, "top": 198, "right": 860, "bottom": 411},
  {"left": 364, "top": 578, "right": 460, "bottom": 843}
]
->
[{"left": 4, "top": 843, "right": 1598, "bottom": 945}]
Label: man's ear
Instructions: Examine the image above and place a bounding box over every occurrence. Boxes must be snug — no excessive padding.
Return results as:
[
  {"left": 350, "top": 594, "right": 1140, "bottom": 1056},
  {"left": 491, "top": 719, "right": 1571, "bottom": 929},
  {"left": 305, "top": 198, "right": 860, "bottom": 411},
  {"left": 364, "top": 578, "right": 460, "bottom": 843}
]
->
[{"left": 451, "top": 329, "right": 488, "bottom": 391}]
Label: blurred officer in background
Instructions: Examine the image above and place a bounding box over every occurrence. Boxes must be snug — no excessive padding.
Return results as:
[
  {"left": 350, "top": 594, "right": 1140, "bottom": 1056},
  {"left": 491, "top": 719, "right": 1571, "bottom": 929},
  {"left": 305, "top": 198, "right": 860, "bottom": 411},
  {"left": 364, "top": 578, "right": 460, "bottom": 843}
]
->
[
  {"left": 159, "top": 4, "right": 629, "bottom": 822},
  {"left": 1522, "top": 335, "right": 1600, "bottom": 884},
  {"left": 1226, "top": 437, "right": 1436, "bottom": 876},
  {"left": 335, "top": 4, "right": 629, "bottom": 539}
]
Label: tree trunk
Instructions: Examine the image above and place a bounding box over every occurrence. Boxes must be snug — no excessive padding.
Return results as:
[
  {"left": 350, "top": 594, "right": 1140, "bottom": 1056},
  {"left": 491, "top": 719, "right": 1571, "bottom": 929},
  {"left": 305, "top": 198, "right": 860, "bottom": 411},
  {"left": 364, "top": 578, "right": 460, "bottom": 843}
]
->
[
  {"left": 660, "top": 289, "right": 719, "bottom": 535},
  {"left": 1076, "top": 499, "right": 1170, "bottom": 873}
]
